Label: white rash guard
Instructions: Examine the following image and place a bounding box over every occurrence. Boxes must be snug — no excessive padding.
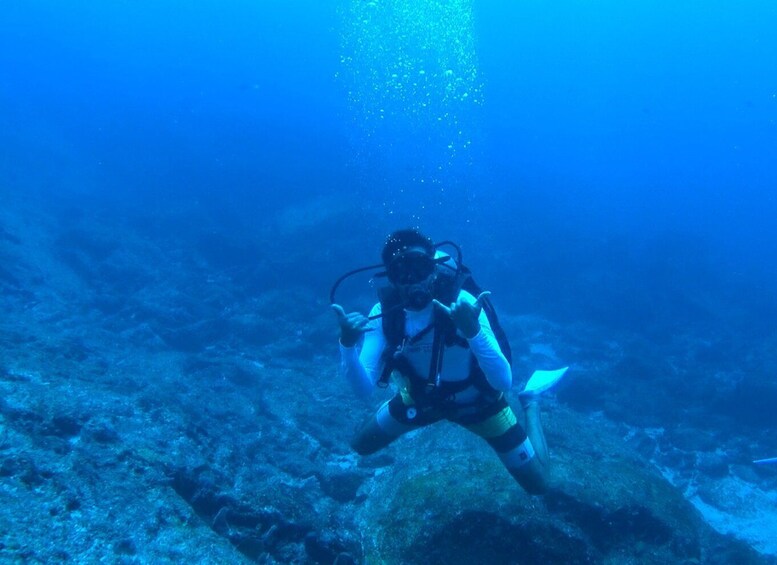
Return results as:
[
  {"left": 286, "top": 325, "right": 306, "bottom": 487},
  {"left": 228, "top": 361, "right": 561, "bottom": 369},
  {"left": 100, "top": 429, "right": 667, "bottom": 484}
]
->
[{"left": 340, "top": 289, "right": 512, "bottom": 401}]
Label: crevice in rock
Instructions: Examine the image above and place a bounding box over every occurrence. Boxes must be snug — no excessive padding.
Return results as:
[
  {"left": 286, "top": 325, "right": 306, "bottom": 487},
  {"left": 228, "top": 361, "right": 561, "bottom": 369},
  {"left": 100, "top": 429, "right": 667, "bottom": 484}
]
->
[{"left": 169, "top": 465, "right": 310, "bottom": 562}]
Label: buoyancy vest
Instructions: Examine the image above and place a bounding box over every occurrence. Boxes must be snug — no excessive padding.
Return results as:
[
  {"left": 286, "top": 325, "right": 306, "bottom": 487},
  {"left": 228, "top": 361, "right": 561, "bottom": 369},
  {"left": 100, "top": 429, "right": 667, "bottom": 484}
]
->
[{"left": 377, "top": 264, "right": 512, "bottom": 406}]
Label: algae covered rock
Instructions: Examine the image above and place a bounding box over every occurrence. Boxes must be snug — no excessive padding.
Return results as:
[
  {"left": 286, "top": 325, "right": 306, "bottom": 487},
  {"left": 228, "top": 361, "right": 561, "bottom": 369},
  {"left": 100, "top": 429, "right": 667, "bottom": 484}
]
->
[{"left": 355, "top": 403, "right": 768, "bottom": 564}]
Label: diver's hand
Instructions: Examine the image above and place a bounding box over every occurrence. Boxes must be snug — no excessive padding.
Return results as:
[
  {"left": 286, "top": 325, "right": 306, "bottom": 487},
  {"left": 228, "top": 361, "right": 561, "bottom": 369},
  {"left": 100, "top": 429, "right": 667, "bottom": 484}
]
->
[
  {"left": 433, "top": 291, "right": 491, "bottom": 339},
  {"left": 331, "top": 304, "right": 371, "bottom": 347}
]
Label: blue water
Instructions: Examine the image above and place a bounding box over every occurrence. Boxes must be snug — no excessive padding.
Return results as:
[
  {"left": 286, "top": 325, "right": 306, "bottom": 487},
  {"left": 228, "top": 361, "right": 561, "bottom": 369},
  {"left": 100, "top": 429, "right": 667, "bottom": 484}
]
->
[
  {"left": 3, "top": 1, "right": 775, "bottom": 265},
  {"left": 3, "top": 0, "right": 776, "bottom": 413},
  {"left": 3, "top": 1, "right": 775, "bottom": 225},
  {"left": 2, "top": 0, "right": 777, "bottom": 558}
]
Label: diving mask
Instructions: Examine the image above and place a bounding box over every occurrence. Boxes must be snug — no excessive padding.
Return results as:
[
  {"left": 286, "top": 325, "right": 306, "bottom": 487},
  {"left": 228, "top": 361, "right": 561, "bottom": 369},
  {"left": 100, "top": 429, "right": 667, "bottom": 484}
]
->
[{"left": 387, "top": 248, "right": 436, "bottom": 285}]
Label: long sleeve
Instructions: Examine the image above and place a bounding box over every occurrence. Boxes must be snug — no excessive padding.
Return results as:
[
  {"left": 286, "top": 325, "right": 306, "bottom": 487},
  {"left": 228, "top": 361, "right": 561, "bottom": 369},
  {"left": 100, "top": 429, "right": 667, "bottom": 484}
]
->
[
  {"left": 464, "top": 296, "right": 512, "bottom": 392},
  {"left": 339, "top": 303, "right": 386, "bottom": 399}
]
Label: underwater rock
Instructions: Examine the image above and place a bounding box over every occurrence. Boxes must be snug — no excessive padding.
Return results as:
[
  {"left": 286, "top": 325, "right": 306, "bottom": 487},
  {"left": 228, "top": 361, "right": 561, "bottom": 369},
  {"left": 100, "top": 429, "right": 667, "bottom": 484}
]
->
[
  {"left": 113, "top": 538, "right": 137, "bottom": 556},
  {"left": 667, "top": 425, "right": 719, "bottom": 452},
  {"left": 43, "top": 415, "right": 84, "bottom": 438},
  {"left": 169, "top": 465, "right": 313, "bottom": 562},
  {"left": 318, "top": 470, "right": 367, "bottom": 503},
  {"left": 355, "top": 404, "right": 769, "bottom": 564},
  {"left": 304, "top": 530, "right": 353, "bottom": 564},
  {"left": 695, "top": 451, "right": 730, "bottom": 478},
  {"left": 181, "top": 355, "right": 258, "bottom": 388},
  {"left": 85, "top": 420, "right": 120, "bottom": 444},
  {"left": 158, "top": 318, "right": 230, "bottom": 352},
  {"left": 1, "top": 455, "right": 53, "bottom": 487},
  {"left": 4, "top": 195, "right": 776, "bottom": 562}
]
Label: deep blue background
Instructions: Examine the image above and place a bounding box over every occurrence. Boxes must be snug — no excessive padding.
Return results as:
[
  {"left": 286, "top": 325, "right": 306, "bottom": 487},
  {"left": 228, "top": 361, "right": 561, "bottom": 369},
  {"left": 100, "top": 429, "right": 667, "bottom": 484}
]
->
[
  {"left": 478, "top": 1, "right": 777, "bottom": 258},
  {"left": 2, "top": 0, "right": 776, "bottom": 328}
]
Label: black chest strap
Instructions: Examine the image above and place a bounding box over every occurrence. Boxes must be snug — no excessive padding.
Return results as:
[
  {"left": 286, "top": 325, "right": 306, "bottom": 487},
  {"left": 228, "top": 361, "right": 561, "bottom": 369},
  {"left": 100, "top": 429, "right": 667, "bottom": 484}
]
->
[{"left": 378, "top": 312, "right": 469, "bottom": 392}]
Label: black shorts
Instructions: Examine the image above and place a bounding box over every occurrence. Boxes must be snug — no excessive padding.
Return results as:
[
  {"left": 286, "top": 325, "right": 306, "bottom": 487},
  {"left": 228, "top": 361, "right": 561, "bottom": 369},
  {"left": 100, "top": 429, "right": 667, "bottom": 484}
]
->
[{"left": 385, "top": 391, "right": 528, "bottom": 455}]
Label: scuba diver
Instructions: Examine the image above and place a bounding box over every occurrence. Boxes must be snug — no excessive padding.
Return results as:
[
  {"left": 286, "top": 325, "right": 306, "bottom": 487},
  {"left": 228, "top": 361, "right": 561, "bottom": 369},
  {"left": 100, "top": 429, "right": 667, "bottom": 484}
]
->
[{"left": 330, "top": 228, "right": 567, "bottom": 494}]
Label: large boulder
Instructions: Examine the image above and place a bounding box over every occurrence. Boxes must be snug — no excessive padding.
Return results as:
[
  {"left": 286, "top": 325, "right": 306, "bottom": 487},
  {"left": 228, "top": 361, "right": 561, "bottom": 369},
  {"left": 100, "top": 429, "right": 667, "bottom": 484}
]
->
[{"left": 354, "top": 403, "right": 767, "bottom": 564}]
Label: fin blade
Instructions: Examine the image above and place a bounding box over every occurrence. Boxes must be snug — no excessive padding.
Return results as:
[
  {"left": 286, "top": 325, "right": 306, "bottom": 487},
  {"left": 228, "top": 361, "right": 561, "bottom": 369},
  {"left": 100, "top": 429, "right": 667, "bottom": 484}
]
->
[{"left": 523, "top": 366, "right": 569, "bottom": 395}]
